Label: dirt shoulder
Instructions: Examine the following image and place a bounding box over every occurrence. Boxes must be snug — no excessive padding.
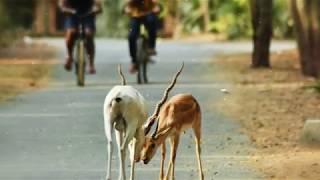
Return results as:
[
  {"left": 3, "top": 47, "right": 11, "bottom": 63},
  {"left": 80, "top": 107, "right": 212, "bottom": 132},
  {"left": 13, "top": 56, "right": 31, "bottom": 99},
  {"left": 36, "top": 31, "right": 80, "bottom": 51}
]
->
[
  {"left": 0, "top": 43, "right": 58, "bottom": 102},
  {"left": 211, "top": 50, "right": 320, "bottom": 180}
]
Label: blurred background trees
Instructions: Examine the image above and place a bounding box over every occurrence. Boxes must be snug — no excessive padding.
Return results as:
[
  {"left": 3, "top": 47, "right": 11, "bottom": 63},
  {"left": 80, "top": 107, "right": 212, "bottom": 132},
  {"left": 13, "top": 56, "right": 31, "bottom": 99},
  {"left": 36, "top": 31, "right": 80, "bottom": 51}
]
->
[
  {"left": 98, "top": 0, "right": 293, "bottom": 39},
  {"left": 290, "top": 0, "right": 320, "bottom": 78},
  {"left": 0, "top": 0, "right": 35, "bottom": 46},
  {"left": 250, "top": 0, "right": 273, "bottom": 68},
  {"left": 1, "top": 0, "right": 320, "bottom": 78},
  {"left": 0, "top": 0, "right": 293, "bottom": 39},
  {"left": 96, "top": 0, "right": 127, "bottom": 37},
  {"left": 2, "top": 0, "right": 35, "bottom": 29}
]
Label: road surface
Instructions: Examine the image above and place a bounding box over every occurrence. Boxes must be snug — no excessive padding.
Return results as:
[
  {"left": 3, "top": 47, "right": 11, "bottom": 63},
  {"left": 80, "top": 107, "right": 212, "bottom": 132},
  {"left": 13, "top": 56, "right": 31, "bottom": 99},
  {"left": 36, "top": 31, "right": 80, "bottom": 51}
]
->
[{"left": 0, "top": 39, "right": 295, "bottom": 180}]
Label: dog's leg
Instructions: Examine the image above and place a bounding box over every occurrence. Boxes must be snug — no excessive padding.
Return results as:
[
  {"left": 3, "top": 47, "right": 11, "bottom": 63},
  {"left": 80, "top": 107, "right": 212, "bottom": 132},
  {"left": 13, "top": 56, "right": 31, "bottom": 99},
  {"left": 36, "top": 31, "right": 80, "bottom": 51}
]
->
[
  {"left": 116, "top": 130, "right": 126, "bottom": 180},
  {"left": 104, "top": 114, "right": 113, "bottom": 180},
  {"left": 106, "top": 138, "right": 113, "bottom": 180},
  {"left": 121, "top": 121, "right": 137, "bottom": 150},
  {"left": 133, "top": 128, "right": 144, "bottom": 161},
  {"left": 129, "top": 138, "right": 137, "bottom": 180}
]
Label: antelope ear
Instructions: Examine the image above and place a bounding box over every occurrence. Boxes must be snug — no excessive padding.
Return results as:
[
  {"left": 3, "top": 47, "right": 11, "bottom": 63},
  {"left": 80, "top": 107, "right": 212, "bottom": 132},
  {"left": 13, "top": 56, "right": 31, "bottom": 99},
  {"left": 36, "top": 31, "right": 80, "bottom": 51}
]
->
[
  {"left": 152, "top": 127, "right": 171, "bottom": 141},
  {"left": 143, "top": 121, "right": 153, "bottom": 135},
  {"left": 143, "top": 117, "right": 156, "bottom": 135},
  {"left": 144, "top": 125, "right": 151, "bottom": 135}
]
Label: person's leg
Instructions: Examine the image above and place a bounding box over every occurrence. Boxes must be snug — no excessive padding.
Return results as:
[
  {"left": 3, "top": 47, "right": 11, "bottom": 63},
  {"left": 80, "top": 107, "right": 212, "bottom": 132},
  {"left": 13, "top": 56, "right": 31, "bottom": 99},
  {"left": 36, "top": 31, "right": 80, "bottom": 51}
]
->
[
  {"left": 84, "top": 28, "right": 96, "bottom": 74},
  {"left": 128, "top": 17, "right": 140, "bottom": 73},
  {"left": 84, "top": 16, "right": 96, "bottom": 74},
  {"left": 64, "top": 16, "right": 79, "bottom": 71},
  {"left": 144, "top": 13, "right": 158, "bottom": 55}
]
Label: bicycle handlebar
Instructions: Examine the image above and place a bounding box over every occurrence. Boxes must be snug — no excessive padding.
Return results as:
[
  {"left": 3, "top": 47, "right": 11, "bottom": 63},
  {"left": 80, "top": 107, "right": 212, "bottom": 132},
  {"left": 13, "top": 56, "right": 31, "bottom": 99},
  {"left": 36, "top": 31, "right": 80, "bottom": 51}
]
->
[{"left": 76, "top": 11, "right": 97, "bottom": 18}]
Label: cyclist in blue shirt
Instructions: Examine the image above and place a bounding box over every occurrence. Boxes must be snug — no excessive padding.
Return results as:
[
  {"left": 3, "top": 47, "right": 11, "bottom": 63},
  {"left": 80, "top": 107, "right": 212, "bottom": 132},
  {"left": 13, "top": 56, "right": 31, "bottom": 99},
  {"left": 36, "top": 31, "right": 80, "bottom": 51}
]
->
[
  {"left": 59, "top": 0, "right": 102, "bottom": 74},
  {"left": 124, "top": 0, "right": 160, "bottom": 73}
]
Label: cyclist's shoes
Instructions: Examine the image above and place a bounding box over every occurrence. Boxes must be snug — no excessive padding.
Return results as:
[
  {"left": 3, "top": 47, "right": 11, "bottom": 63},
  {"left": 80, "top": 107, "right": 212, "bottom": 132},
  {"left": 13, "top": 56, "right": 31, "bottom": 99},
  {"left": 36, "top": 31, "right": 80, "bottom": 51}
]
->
[
  {"left": 88, "top": 66, "right": 96, "bottom": 74},
  {"left": 64, "top": 57, "right": 73, "bottom": 71},
  {"left": 148, "top": 48, "right": 157, "bottom": 56},
  {"left": 149, "top": 58, "right": 156, "bottom": 64},
  {"left": 129, "top": 63, "right": 138, "bottom": 74}
]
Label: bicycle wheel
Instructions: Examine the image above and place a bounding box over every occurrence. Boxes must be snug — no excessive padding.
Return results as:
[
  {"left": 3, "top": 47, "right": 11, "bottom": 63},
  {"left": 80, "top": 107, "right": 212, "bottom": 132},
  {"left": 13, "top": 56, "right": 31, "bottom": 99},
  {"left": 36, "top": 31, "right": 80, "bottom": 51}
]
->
[{"left": 75, "top": 40, "right": 86, "bottom": 86}]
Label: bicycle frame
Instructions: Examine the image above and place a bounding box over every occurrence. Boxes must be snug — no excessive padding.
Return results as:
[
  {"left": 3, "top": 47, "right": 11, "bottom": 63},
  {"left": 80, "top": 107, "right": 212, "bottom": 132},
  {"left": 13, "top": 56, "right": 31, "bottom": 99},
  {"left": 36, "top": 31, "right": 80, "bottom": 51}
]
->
[{"left": 74, "top": 13, "right": 92, "bottom": 86}]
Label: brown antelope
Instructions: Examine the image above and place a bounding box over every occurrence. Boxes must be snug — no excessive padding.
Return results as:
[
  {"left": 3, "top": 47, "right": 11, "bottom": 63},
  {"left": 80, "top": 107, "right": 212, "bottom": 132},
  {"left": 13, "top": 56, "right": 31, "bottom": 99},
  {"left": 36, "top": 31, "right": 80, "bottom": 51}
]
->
[{"left": 142, "top": 63, "right": 204, "bottom": 180}]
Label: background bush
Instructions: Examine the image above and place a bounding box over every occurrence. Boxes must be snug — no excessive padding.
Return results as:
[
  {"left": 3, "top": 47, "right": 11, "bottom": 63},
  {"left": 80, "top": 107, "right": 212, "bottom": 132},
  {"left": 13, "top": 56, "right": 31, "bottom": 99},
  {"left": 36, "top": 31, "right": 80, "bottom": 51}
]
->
[
  {"left": 0, "top": 0, "right": 293, "bottom": 41},
  {"left": 0, "top": 0, "right": 35, "bottom": 46}
]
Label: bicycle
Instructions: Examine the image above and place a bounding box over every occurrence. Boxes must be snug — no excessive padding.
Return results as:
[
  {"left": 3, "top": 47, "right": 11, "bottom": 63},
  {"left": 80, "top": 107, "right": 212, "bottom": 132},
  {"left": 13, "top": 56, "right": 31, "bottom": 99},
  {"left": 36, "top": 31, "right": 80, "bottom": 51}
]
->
[
  {"left": 136, "top": 26, "right": 150, "bottom": 84},
  {"left": 73, "top": 13, "right": 93, "bottom": 87}
]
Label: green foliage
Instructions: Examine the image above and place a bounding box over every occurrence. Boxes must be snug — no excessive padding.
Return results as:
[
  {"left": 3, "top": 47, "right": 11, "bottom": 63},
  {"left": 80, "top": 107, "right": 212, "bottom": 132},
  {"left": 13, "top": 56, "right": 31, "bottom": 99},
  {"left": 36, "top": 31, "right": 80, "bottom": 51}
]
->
[
  {"left": 177, "top": 0, "right": 293, "bottom": 39},
  {"left": 2, "top": 0, "right": 35, "bottom": 29},
  {"left": 172, "top": 0, "right": 252, "bottom": 38},
  {"left": 0, "top": 2, "right": 9, "bottom": 29},
  {"left": 210, "top": 0, "right": 252, "bottom": 39},
  {"left": 96, "top": 0, "right": 128, "bottom": 37},
  {"left": 0, "top": 0, "right": 293, "bottom": 39},
  {"left": 305, "top": 82, "right": 320, "bottom": 93},
  {"left": 272, "top": 0, "right": 294, "bottom": 38},
  {"left": 178, "top": 0, "right": 202, "bottom": 34},
  {"left": 0, "top": 2, "right": 12, "bottom": 46},
  {"left": 0, "top": 0, "right": 35, "bottom": 46}
]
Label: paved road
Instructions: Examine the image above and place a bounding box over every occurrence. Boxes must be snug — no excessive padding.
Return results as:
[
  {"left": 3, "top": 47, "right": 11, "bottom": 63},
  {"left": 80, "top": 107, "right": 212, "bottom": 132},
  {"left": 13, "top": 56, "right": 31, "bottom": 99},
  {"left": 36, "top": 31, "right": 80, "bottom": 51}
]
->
[{"left": 0, "top": 39, "right": 294, "bottom": 180}]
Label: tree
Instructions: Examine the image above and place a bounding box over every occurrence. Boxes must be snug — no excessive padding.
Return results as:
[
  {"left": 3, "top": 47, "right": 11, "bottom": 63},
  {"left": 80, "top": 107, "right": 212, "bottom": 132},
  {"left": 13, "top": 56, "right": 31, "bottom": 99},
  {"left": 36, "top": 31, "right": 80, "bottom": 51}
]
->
[
  {"left": 99, "top": 0, "right": 126, "bottom": 37},
  {"left": 290, "top": 0, "right": 320, "bottom": 78},
  {"left": 3, "top": 0, "right": 35, "bottom": 29},
  {"left": 250, "top": 0, "right": 273, "bottom": 68},
  {"left": 162, "top": 0, "right": 179, "bottom": 38},
  {"left": 0, "top": 2, "right": 9, "bottom": 31},
  {"left": 200, "top": 0, "right": 210, "bottom": 33}
]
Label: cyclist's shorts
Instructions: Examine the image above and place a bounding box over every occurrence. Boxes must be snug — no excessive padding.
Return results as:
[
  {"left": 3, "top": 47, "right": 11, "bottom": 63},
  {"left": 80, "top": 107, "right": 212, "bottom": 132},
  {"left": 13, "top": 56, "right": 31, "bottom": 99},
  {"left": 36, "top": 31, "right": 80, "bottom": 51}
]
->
[{"left": 64, "top": 15, "right": 96, "bottom": 31}]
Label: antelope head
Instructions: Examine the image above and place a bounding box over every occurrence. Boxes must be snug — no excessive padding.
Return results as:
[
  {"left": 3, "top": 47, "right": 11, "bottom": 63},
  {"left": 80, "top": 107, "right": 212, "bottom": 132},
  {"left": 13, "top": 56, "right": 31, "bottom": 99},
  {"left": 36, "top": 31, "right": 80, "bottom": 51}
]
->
[
  {"left": 141, "top": 62, "right": 184, "bottom": 164},
  {"left": 141, "top": 136, "right": 158, "bottom": 164}
]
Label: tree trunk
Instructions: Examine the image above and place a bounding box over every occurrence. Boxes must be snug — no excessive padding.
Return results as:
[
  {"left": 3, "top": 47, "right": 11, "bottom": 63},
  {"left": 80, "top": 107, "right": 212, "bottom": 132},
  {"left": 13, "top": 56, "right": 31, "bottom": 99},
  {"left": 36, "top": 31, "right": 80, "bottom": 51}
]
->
[
  {"left": 162, "top": 0, "right": 179, "bottom": 38},
  {"left": 200, "top": 0, "right": 210, "bottom": 33},
  {"left": 290, "top": 0, "right": 320, "bottom": 77},
  {"left": 34, "top": 0, "right": 46, "bottom": 34},
  {"left": 250, "top": 0, "right": 273, "bottom": 68}
]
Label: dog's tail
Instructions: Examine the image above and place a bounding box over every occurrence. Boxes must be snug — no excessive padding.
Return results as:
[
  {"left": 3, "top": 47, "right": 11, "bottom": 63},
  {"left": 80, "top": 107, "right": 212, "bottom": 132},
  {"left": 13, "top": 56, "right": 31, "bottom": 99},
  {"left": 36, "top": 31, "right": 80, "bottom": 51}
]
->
[{"left": 118, "top": 64, "right": 126, "bottom": 86}]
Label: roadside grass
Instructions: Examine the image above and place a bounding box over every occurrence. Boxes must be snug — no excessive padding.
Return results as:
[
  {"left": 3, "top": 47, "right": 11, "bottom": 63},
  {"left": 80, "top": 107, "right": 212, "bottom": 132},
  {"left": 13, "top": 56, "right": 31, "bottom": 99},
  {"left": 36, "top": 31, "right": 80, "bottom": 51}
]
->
[
  {"left": 0, "top": 44, "right": 56, "bottom": 102},
  {"left": 211, "top": 50, "right": 320, "bottom": 179},
  {"left": 0, "top": 64, "right": 51, "bottom": 101}
]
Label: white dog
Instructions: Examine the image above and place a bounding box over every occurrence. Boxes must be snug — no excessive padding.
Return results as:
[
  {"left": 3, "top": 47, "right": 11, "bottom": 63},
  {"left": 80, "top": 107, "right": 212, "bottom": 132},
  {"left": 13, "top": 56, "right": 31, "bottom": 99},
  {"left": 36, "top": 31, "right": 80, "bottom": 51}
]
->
[{"left": 103, "top": 65, "right": 147, "bottom": 180}]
